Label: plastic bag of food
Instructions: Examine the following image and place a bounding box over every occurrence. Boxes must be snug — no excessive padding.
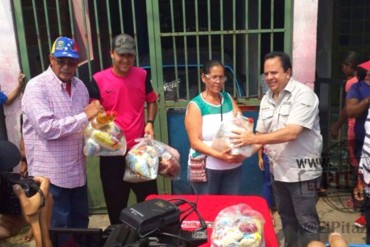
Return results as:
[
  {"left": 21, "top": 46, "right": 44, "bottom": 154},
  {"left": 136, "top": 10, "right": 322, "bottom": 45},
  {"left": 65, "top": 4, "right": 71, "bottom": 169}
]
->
[
  {"left": 211, "top": 204, "right": 265, "bottom": 247},
  {"left": 83, "top": 111, "right": 127, "bottom": 156},
  {"left": 212, "top": 114, "right": 255, "bottom": 157},
  {"left": 123, "top": 136, "right": 181, "bottom": 182},
  {"left": 124, "top": 137, "right": 159, "bottom": 183},
  {"left": 151, "top": 139, "right": 181, "bottom": 180}
]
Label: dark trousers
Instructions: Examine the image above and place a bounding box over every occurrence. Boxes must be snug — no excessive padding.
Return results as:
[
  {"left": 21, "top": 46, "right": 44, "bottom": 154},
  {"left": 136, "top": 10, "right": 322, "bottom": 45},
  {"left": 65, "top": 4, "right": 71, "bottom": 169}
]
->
[
  {"left": 49, "top": 183, "right": 89, "bottom": 228},
  {"left": 362, "top": 197, "right": 370, "bottom": 244},
  {"left": 272, "top": 176, "right": 321, "bottom": 247},
  {"left": 100, "top": 156, "right": 158, "bottom": 224}
]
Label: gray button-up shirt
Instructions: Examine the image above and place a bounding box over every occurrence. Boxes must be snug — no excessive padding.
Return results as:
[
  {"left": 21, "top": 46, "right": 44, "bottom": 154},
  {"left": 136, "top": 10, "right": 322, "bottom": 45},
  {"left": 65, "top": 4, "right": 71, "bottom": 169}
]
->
[{"left": 256, "top": 78, "right": 323, "bottom": 182}]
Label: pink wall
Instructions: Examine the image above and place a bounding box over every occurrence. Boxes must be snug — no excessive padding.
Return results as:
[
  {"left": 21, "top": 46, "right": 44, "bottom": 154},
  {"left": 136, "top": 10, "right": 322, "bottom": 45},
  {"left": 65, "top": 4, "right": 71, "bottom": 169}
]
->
[
  {"left": 0, "top": 0, "right": 23, "bottom": 171},
  {"left": 292, "top": 0, "right": 319, "bottom": 90}
]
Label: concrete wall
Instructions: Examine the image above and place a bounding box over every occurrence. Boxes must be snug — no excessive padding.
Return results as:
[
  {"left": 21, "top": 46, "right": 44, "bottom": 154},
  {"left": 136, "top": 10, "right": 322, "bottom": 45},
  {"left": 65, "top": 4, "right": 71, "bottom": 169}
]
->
[
  {"left": 292, "top": 0, "right": 319, "bottom": 89},
  {"left": 0, "top": 0, "right": 23, "bottom": 166}
]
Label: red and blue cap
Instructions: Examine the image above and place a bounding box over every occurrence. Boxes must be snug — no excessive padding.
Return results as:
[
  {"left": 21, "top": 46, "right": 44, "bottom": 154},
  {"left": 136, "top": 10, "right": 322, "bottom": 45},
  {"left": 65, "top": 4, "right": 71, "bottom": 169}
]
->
[{"left": 50, "top": 36, "right": 79, "bottom": 59}]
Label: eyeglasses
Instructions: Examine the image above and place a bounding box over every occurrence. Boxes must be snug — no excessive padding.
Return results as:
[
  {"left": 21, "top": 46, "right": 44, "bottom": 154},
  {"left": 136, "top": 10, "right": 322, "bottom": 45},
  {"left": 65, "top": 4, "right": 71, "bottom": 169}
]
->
[
  {"left": 54, "top": 58, "right": 79, "bottom": 67},
  {"left": 205, "top": 74, "right": 227, "bottom": 82}
]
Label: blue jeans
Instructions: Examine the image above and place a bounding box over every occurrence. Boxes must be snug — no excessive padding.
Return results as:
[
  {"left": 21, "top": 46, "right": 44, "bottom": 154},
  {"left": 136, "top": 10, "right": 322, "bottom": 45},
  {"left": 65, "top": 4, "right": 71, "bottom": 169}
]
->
[
  {"left": 262, "top": 153, "right": 275, "bottom": 208},
  {"left": 191, "top": 166, "right": 242, "bottom": 195},
  {"left": 49, "top": 183, "right": 89, "bottom": 228}
]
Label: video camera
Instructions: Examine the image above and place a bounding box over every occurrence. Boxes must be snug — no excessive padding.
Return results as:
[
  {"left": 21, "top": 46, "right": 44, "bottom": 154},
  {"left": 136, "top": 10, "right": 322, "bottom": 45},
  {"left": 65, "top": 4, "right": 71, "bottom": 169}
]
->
[
  {"left": 0, "top": 140, "right": 40, "bottom": 214},
  {"left": 102, "top": 198, "right": 208, "bottom": 247}
]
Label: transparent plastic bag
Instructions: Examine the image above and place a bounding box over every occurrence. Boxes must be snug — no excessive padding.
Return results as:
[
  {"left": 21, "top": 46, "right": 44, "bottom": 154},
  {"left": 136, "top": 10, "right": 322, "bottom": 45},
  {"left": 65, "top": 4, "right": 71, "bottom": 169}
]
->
[
  {"left": 83, "top": 111, "right": 127, "bottom": 156},
  {"left": 124, "top": 137, "right": 159, "bottom": 183},
  {"left": 123, "top": 136, "right": 181, "bottom": 182},
  {"left": 151, "top": 139, "right": 181, "bottom": 180},
  {"left": 212, "top": 114, "right": 255, "bottom": 157},
  {"left": 211, "top": 204, "right": 265, "bottom": 247}
]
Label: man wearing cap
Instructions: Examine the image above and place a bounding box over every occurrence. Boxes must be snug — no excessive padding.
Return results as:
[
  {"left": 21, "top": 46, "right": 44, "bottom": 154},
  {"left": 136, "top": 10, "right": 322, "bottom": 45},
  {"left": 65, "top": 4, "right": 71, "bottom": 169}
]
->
[
  {"left": 22, "top": 36, "right": 103, "bottom": 228},
  {"left": 85, "top": 33, "right": 158, "bottom": 224}
]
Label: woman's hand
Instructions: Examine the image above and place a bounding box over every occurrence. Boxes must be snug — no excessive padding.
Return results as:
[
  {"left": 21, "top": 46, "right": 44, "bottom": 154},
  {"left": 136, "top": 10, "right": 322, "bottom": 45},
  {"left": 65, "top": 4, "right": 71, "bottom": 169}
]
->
[{"left": 218, "top": 148, "right": 245, "bottom": 163}]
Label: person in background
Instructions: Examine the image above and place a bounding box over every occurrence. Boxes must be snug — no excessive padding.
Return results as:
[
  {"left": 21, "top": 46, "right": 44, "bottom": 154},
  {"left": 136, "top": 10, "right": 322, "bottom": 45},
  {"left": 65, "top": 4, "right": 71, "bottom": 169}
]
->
[
  {"left": 85, "top": 33, "right": 158, "bottom": 224},
  {"left": 22, "top": 36, "right": 103, "bottom": 228},
  {"left": 330, "top": 51, "right": 364, "bottom": 227},
  {"left": 184, "top": 59, "right": 245, "bottom": 195},
  {"left": 0, "top": 73, "right": 25, "bottom": 106},
  {"left": 347, "top": 60, "right": 370, "bottom": 228},
  {"left": 353, "top": 60, "right": 370, "bottom": 245},
  {"left": 231, "top": 52, "right": 322, "bottom": 247}
]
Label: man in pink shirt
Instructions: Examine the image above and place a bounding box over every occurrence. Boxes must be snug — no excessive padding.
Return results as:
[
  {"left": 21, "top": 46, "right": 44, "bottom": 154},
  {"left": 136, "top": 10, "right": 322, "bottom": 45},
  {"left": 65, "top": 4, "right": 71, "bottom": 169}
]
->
[
  {"left": 22, "top": 37, "right": 103, "bottom": 229},
  {"left": 86, "top": 33, "right": 158, "bottom": 224}
]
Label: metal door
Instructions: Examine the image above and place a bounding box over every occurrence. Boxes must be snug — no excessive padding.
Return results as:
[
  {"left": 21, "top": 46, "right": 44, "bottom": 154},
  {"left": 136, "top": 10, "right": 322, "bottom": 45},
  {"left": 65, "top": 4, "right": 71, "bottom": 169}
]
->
[{"left": 12, "top": 0, "right": 292, "bottom": 199}]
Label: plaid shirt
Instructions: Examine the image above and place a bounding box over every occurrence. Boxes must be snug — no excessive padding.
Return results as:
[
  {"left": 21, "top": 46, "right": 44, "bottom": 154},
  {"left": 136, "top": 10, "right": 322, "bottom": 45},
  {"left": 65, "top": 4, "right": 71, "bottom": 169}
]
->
[{"left": 22, "top": 67, "right": 89, "bottom": 188}]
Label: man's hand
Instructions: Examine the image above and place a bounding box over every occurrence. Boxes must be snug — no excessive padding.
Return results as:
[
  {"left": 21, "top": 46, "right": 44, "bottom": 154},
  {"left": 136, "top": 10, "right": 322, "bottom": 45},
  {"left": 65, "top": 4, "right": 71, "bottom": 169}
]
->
[
  {"left": 144, "top": 122, "right": 155, "bottom": 138},
  {"left": 230, "top": 129, "right": 256, "bottom": 146},
  {"left": 258, "top": 155, "right": 265, "bottom": 171},
  {"left": 84, "top": 100, "right": 104, "bottom": 120},
  {"left": 354, "top": 181, "right": 364, "bottom": 201}
]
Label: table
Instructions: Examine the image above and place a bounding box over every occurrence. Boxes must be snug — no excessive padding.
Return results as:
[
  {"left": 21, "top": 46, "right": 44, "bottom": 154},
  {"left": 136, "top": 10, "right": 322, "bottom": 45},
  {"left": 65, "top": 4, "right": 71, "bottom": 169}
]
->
[{"left": 146, "top": 194, "right": 279, "bottom": 247}]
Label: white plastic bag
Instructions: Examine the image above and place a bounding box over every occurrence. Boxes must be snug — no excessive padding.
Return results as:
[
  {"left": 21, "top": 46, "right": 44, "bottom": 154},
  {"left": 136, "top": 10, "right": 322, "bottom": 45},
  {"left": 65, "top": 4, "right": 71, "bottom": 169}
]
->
[{"left": 212, "top": 114, "right": 255, "bottom": 157}]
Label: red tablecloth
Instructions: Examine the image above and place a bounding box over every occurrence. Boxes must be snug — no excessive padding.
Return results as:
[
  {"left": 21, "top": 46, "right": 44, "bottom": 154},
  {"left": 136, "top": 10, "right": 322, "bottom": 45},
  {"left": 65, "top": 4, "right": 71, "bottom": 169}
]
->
[{"left": 146, "top": 194, "right": 279, "bottom": 247}]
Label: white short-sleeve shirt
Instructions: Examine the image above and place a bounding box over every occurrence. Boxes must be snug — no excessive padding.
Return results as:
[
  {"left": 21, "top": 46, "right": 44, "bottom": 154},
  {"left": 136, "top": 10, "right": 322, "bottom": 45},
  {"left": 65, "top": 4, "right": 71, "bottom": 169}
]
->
[{"left": 256, "top": 78, "right": 323, "bottom": 182}]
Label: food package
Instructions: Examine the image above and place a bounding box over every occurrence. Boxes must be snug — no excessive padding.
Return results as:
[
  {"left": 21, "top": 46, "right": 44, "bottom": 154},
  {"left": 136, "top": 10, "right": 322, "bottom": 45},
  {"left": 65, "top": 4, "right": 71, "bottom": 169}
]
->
[
  {"left": 123, "top": 136, "right": 181, "bottom": 182},
  {"left": 151, "top": 139, "right": 181, "bottom": 179},
  {"left": 124, "top": 140, "right": 159, "bottom": 183},
  {"left": 83, "top": 111, "right": 127, "bottom": 156},
  {"left": 212, "top": 114, "right": 255, "bottom": 157},
  {"left": 211, "top": 204, "right": 265, "bottom": 247}
]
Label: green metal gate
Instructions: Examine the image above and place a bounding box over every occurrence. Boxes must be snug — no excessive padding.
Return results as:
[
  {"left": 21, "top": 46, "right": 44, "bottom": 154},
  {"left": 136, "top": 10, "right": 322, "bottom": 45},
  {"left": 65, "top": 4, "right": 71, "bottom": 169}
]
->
[{"left": 12, "top": 0, "right": 292, "bottom": 209}]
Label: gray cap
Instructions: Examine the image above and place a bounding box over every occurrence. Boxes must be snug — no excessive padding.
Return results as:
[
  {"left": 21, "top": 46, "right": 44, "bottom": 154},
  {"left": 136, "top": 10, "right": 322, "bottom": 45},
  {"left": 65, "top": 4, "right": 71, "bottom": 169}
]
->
[{"left": 112, "top": 34, "right": 136, "bottom": 56}]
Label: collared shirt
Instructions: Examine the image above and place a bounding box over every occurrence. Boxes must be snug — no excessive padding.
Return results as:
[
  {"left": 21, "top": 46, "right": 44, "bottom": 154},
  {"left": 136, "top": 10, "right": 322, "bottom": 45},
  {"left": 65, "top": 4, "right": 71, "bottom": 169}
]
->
[
  {"left": 22, "top": 66, "right": 89, "bottom": 188},
  {"left": 256, "top": 78, "right": 323, "bottom": 182}
]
